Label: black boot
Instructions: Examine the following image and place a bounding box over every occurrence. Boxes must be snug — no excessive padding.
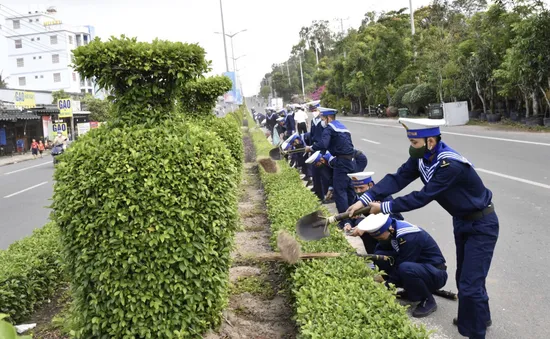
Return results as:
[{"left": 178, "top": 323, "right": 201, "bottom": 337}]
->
[
  {"left": 453, "top": 318, "right": 492, "bottom": 327},
  {"left": 412, "top": 296, "right": 437, "bottom": 318}
]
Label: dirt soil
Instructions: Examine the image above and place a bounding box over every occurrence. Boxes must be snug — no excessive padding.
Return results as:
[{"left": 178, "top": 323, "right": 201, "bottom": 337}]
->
[
  {"left": 204, "top": 136, "right": 296, "bottom": 339},
  {"left": 25, "top": 284, "right": 71, "bottom": 339}
]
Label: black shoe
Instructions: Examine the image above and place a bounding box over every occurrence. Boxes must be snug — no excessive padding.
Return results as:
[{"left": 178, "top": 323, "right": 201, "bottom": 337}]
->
[
  {"left": 412, "top": 297, "right": 437, "bottom": 318},
  {"left": 322, "top": 199, "right": 335, "bottom": 205},
  {"left": 453, "top": 318, "right": 492, "bottom": 327},
  {"left": 396, "top": 290, "right": 409, "bottom": 300}
]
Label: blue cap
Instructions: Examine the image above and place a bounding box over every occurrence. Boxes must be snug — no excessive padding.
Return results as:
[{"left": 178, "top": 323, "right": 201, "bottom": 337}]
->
[
  {"left": 318, "top": 107, "right": 337, "bottom": 116},
  {"left": 357, "top": 214, "right": 392, "bottom": 237},
  {"left": 347, "top": 172, "right": 374, "bottom": 186},
  {"left": 305, "top": 151, "right": 322, "bottom": 164},
  {"left": 398, "top": 118, "right": 445, "bottom": 138},
  {"left": 281, "top": 133, "right": 300, "bottom": 150},
  {"left": 322, "top": 151, "right": 334, "bottom": 164}
]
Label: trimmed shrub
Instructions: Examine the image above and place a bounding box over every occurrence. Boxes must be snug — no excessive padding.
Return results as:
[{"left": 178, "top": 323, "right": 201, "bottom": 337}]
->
[
  {"left": 0, "top": 222, "right": 63, "bottom": 323},
  {"left": 179, "top": 76, "right": 232, "bottom": 115},
  {"left": 247, "top": 115, "right": 430, "bottom": 338},
  {"left": 52, "top": 122, "right": 238, "bottom": 338}
]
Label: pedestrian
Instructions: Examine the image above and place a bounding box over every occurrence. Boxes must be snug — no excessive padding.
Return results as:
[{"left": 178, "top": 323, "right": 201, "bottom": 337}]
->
[
  {"left": 30, "top": 138, "right": 38, "bottom": 159},
  {"left": 343, "top": 172, "right": 404, "bottom": 254},
  {"left": 38, "top": 140, "right": 45, "bottom": 158},
  {"left": 357, "top": 213, "right": 448, "bottom": 318},
  {"left": 294, "top": 106, "right": 308, "bottom": 134},
  {"left": 347, "top": 118, "right": 497, "bottom": 339},
  {"left": 304, "top": 107, "right": 356, "bottom": 229}
]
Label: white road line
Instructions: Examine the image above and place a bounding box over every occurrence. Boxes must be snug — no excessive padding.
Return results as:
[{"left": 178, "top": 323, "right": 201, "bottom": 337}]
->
[
  {"left": 3, "top": 181, "right": 49, "bottom": 198},
  {"left": 3, "top": 161, "right": 51, "bottom": 175},
  {"left": 361, "top": 138, "right": 381, "bottom": 145},
  {"left": 476, "top": 169, "right": 550, "bottom": 190},
  {"left": 340, "top": 119, "right": 550, "bottom": 147}
]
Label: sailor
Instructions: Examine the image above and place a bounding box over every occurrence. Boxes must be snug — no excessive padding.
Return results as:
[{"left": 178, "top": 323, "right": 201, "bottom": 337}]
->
[
  {"left": 283, "top": 108, "right": 296, "bottom": 138},
  {"left": 266, "top": 108, "right": 278, "bottom": 141},
  {"left": 309, "top": 105, "right": 328, "bottom": 200},
  {"left": 347, "top": 118, "right": 498, "bottom": 339},
  {"left": 305, "top": 150, "right": 334, "bottom": 201},
  {"left": 357, "top": 213, "right": 448, "bottom": 318},
  {"left": 304, "top": 108, "right": 356, "bottom": 228},
  {"left": 343, "top": 172, "right": 403, "bottom": 254}
]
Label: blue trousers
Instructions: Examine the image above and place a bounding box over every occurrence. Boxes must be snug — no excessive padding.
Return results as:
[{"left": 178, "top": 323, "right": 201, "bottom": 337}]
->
[
  {"left": 453, "top": 212, "right": 499, "bottom": 339},
  {"left": 354, "top": 151, "right": 368, "bottom": 172},
  {"left": 331, "top": 157, "right": 356, "bottom": 228},
  {"left": 311, "top": 165, "right": 325, "bottom": 200}
]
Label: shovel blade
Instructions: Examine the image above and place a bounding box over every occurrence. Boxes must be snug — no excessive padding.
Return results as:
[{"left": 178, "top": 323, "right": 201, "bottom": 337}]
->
[
  {"left": 269, "top": 147, "right": 283, "bottom": 160},
  {"left": 296, "top": 210, "right": 330, "bottom": 241}
]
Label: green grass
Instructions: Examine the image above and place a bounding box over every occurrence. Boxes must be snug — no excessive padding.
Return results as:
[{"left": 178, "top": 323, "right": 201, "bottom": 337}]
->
[{"left": 467, "top": 118, "right": 550, "bottom": 132}]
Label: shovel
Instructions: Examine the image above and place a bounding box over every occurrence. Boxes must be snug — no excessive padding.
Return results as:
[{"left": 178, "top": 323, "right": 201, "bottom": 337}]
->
[
  {"left": 269, "top": 146, "right": 306, "bottom": 161},
  {"left": 296, "top": 206, "right": 371, "bottom": 241}
]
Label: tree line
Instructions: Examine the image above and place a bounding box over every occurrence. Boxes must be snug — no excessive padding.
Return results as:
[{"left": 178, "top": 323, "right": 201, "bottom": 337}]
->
[{"left": 259, "top": 0, "right": 550, "bottom": 123}]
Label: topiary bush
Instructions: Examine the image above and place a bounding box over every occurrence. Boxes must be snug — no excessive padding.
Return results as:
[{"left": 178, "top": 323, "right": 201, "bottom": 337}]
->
[
  {"left": 54, "top": 36, "right": 241, "bottom": 338},
  {"left": 0, "top": 222, "right": 63, "bottom": 323},
  {"left": 247, "top": 117, "right": 430, "bottom": 339},
  {"left": 179, "top": 76, "right": 232, "bottom": 115}
]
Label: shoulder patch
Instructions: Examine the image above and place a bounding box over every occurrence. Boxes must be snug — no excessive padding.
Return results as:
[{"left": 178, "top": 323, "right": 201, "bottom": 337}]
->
[
  {"left": 398, "top": 238, "right": 407, "bottom": 245},
  {"left": 440, "top": 160, "right": 451, "bottom": 168}
]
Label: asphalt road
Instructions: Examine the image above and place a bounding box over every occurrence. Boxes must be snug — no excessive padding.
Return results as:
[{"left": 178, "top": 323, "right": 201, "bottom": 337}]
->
[
  {"left": 337, "top": 116, "right": 550, "bottom": 339},
  {"left": 0, "top": 158, "right": 54, "bottom": 250}
]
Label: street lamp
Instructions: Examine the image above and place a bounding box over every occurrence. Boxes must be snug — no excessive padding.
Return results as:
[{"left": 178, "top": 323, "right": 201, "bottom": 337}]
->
[
  {"left": 214, "top": 29, "right": 247, "bottom": 73},
  {"left": 218, "top": 0, "right": 229, "bottom": 72}
]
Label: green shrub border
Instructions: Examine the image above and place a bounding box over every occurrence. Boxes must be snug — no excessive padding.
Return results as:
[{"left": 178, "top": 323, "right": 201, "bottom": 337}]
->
[
  {"left": 0, "top": 222, "right": 63, "bottom": 324},
  {"left": 246, "top": 113, "right": 430, "bottom": 338}
]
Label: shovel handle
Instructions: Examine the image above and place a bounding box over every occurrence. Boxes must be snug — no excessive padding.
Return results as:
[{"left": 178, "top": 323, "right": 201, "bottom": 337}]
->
[{"left": 329, "top": 206, "right": 371, "bottom": 223}]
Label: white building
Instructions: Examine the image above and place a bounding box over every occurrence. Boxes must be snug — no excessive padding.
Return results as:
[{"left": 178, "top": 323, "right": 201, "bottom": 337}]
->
[{"left": 2, "top": 7, "right": 97, "bottom": 95}]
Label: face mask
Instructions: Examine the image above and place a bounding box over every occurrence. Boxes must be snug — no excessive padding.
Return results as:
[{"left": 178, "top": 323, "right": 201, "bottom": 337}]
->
[
  {"left": 321, "top": 120, "right": 327, "bottom": 128},
  {"left": 377, "top": 237, "right": 393, "bottom": 248},
  {"left": 312, "top": 111, "right": 319, "bottom": 118},
  {"left": 409, "top": 144, "right": 427, "bottom": 159}
]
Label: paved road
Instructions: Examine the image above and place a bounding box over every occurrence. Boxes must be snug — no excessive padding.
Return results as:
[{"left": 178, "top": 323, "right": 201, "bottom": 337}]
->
[
  {"left": 0, "top": 158, "right": 54, "bottom": 250},
  {"left": 338, "top": 117, "right": 550, "bottom": 339}
]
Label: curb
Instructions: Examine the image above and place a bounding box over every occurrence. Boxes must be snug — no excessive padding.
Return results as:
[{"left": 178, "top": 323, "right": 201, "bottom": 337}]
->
[{"left": 0, "top": 152, "right": 52, "bottom": 167}]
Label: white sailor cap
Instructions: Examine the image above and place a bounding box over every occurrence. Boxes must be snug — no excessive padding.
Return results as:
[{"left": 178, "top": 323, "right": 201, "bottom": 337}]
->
[
  {"left": 356, "top": 213, "right": 392, "bottom": 237},
  {"left": 347, "top": 172, "right": 375, "bottom": 186},
  {"left": 281, "top": 132, "right": 299, "bottom": 150},
  {"left": 276, "top": 117, "right": 284, "bottom": 122},
  {"left": 305, "top": 150, "right": 322, "bottom": 164},
  {"left": 398, "top": 118, "right": 446, "bottom": 138}
]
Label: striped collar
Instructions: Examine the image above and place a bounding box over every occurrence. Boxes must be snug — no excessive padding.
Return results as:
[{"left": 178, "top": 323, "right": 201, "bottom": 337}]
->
[
  {"left": 328, "top": 120, "right": 350, "bottom": 134},
  {"left": 418, "top": 143, "right": 472, "bottom": 183}
]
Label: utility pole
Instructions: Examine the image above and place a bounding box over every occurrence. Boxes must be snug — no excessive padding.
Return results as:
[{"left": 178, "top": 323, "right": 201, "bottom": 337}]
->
[
  {"left": 409, "top": 0, "right": 416, "bottom": 35},
  {"left": 286, "top": 61, "right": 291, "bottom": 86},
  {"left": 219, "top": 0, "right": 229, "bottom": 72},
  {"left": 299, "top": 54, "right": 305, "bottom": 101}
]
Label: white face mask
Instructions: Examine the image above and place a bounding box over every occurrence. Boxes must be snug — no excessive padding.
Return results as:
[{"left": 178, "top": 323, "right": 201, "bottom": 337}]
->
[
  {"left": 312, "top": 111, "right": 320, "bottom": 118},
  {"left": 321, "top": 120, "right": 327, "bottom": 128}
]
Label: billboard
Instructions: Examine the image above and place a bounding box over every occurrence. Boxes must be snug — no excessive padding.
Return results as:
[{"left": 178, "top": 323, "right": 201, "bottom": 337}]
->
[
  {"left": 14, "top": 91, "right": 36, "bottom": 108},
  {"left": 223, "top": 72, "right": 236, "bottom": 104}
]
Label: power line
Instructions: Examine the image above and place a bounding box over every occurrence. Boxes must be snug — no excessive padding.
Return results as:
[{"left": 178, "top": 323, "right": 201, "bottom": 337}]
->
[{"left": 1, "top": 25, "right": 67, "bottom": 56}]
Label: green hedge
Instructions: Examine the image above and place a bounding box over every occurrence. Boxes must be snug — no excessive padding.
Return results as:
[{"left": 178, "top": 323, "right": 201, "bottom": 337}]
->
[
  {"left": 52, "top": 121, "right": 239, "bottom": 338},
  {"left": 247, "top": 114, "right": 430, "bottom": 338},
  {"left": 0, "top": 222, "right": 63, "bottom": 323}
]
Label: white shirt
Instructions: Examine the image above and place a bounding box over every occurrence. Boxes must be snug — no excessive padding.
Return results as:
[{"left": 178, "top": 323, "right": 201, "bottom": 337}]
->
[{"left": 294, "top": 109, "right": 308, "bottom": 124}]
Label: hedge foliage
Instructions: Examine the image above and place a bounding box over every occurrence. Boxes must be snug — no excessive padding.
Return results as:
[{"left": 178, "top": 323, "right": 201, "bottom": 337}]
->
[
  {"left": 179, "top": 76, "right": 232, "bottom": 115},
  {"left": 247, "top": 114, "right": 430, "bottom": 339},
  {"left": 0, "top": 222, "right": 63, "bottom": 324},
  {"left": 52, "top": 122, "right": 238, "bottom": 338}
]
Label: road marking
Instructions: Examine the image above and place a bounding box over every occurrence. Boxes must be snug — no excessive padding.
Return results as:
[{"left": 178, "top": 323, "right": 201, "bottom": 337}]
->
[
  {"left": 340, "top": 119, "right": 550, "bottom": 147},
  {"left": 3, "top": 161, "right": 51, "bottom": 175},
  {"left": 4, "top": 181, "right": 49, "bottom": 198},
  {"left": 476, "top": 169, "right": 550, "bottom": 190},
  {"left": 361, "top": 138, "right": 381, "bottom": 145}
]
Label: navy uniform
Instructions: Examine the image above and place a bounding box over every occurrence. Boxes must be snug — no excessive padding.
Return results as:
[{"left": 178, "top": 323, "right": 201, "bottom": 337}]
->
[
  {"left": 350, "top": 118, "right": 498, "bottom": 339},
  {"left": 344, "top": 172, "right": 404, "bottom": 254},
  {"left": 266, "top": 109, "right": 278, "bottom": 140},
  {"left": 305, "top": 150, "right": 334, "bottom": 201},
  {"left": 309, "top": 108, "right": 328, "bottom": 200},
  {"left": 357, "top": 213, "right": 448, "bottom": 318},
  {"left": 308, "top": 108, "right": 356, "bottom": 228},
  {"left": 353, "top": 149, "right": 368, "bottom": 172},
  {"left": 283, "top": 109, "right": 296, "bottom": 138}
]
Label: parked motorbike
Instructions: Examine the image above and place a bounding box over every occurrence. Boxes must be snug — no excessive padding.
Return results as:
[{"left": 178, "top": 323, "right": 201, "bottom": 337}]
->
[{"left": 51, "top": 144, "right": 65, "bottom": 164}]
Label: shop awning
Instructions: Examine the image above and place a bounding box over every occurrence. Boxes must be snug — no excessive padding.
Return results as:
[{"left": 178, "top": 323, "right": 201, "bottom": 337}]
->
[{"left": 0, "top": 111, "right": 41, "bottom": 121}]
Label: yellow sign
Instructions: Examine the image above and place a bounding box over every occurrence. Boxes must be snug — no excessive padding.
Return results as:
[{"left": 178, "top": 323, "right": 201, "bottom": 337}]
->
[
  {"left": 58, "top": 98, "right": 73, "bottom": 118},
  {"left": 14, "top": 91, "right": 36, "bottom": 108},
  {"left": 52, "top": 122, "right": 68, "bottom": 138},
  {"left": 43, "top": 20, "right": 62, "bottom": 26}
]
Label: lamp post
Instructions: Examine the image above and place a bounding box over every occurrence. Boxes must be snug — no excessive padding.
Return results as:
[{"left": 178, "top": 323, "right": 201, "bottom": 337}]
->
[
  {"left": 215, "top": 29, "right": 247, "bottom": 72},
  {"left": 218, "top": 0, "right": 229, "bottom": 72}
]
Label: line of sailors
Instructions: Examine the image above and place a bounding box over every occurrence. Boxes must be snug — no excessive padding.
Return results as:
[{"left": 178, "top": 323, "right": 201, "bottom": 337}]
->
[{"left": 253, "top": 105, "right": 498, "bottom": 339}]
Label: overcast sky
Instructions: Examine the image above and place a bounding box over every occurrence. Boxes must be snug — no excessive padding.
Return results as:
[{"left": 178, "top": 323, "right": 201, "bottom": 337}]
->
[{"left": 2, "top": 0, "right": 452, "bottom": 95}]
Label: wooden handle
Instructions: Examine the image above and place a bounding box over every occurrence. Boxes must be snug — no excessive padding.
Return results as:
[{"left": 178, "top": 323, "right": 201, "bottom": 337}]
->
[{"left": 333, "top": 206, "right": 371, "bottom": 222}]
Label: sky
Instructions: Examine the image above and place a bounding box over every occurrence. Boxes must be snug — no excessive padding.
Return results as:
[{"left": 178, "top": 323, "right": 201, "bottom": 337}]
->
[{"left": 1, "top": 0, "right": 438, "bottom": 95}]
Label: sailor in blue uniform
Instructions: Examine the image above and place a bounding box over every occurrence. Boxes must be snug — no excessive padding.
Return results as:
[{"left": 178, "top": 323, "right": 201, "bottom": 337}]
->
[
  {"left": 357, "top": 213, "right": 448, "bottom": 317},
  {"left": 283, "top": 108, "right": 295, "bottom": 138},
  {"left": 353, "top": 149, "right": 368, "bottom": 172},
  {"left": 343, "top": 172, "right": 404, "bottom": 254},
  {"left": 305, "top": 108, "right": 356, "bottom": 228},
  {"left": 305, "top": 150, "right": 334, "bottom": 201},
  {"left": 309, "top": 106, "right": 328, "bottom": 200},
  {"left": 347, "top": 118, "right": 498, "bottom": 339}
]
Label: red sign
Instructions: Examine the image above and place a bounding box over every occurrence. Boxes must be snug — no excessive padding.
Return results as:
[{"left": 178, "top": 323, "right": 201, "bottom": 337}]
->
[{"left": 90, "top": 121, "right": 99, "bottom": 129}]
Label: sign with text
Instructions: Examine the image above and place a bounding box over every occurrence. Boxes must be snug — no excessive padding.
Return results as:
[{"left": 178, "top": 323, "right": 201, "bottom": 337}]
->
[
  {"left": 58, "top": 98, "right": 73, "bottom": 118},
  {"left": 14, "top": 91, "right": 36, "bottom": 108},
  {"left": 52, "top": 122, "right": 68, "bottom": 138}
]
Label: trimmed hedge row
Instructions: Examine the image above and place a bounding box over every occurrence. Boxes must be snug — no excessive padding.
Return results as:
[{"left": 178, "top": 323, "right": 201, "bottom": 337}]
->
[
  {"left": 0, "top": 222, "right": 63, "bottom": 323},
  {"left": 247, "top": 116, "right": 430, "bottom": 338}
]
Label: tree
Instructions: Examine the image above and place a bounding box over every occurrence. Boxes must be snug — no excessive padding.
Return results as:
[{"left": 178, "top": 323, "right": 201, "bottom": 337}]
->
[
  {"left": 51, "top": 90, "right": 70, "bottom": 104},
  {"left": 260, "top": 85, "right": 271, "bottom": 99},
  {"left": 402, "top": 83, "right": 437, "bottom": 115},
  {"left": 179, "top": 75, "right": 232, "bottom": 115},
  {"left": 81, "top": 94, "right": 112, "bottom": 122},
  {"left": 0, "top": 71, "right": 8, "bottom": 89}
]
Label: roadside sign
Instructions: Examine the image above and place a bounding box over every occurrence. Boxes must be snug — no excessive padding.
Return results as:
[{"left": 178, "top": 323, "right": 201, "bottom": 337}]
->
[
  {"left": 52, "top": 122, "right": 68, "bottom": 138},
  {"left": 58, "top": 98, "right": 73, "bottom": 118},
  {"left": 14, "top": 91, "right": 36, "bottom": 108}
]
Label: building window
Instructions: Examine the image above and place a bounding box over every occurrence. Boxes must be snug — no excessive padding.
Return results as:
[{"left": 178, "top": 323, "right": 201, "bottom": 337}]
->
[
  {"left": 72, "top": 73, "right": 77, "bottom": 81},
  {"left": 68, "top": 35, "right": 73, "bottom": 44},
  {"left": 50, "top": 35, "right": 58, "bottom": 45},
  {"left": 35, "top": 19, "right": 39, "bottom": 22},
  {"left": 88, "top": 89, "right": 93, "bottom": 94},
  {"left": 52, "top": 54, "right": 60, "bottom": 64},
  {"left": 80, "top": 79, "right": 85, "bottom": 86},
  {"left": 31, "top": 38, "right": 35, "bottom": 41},
  {"left": 16, "top": 58, "right": 24, "bottom": 67},
  {"left": 18, "top": 77, "right": 26, "bottom": 86},
  {"left": 15, "top": 39, "right": 22, "bottom": 49},
  {"left": 29, "top": 19, "right": 32, "bottom": 22},
  {"left": 87, "top": 79, "right": 92, "bottom": 86},
  {"left": 13, "top": 20, "right": 20, "bottom": 29},
  {"left": 40, "top": 75, "right": 44, "bottom": 79},
  {"left": 33, "top": 56, "right": 36, "bottom": 60},
  {"left": 37, "top": 37, "right": 40, "bottom": 41},
  {"left": 39, "top": 56, "right": 42, "bottom": 59},
  {"left": 81, "top": 89, "right": 86, "bottom": 94},
  {"left": 53, "top": 73, "right": 61, "bottom": 82},
  {"left": 35, "top": 76, "right": 38, "bottom": 79}
]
